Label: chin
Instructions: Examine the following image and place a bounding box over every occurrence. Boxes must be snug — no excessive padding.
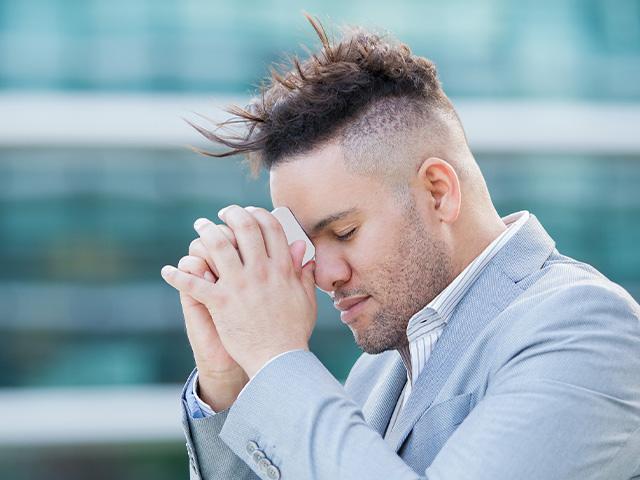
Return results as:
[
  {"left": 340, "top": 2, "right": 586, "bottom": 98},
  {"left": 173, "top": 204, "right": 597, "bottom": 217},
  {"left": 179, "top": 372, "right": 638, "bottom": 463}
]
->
[
  {"left": 352, "top": 326, "right": 391, "bottom": 354},
  {"left": 356, "top": 341, "right": 394, "bottom": 355}
]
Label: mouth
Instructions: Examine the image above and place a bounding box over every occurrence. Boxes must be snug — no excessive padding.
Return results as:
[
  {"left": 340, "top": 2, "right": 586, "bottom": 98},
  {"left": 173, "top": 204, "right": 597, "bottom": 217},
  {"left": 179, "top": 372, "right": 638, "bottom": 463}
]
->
[{"left": 334, "top": 296, "right": 371, "bottom": 325}]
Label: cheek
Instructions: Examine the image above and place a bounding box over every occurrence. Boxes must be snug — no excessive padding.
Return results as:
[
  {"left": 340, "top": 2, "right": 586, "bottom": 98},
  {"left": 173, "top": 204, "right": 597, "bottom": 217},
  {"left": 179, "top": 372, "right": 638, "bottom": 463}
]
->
[{"left": 350, "top": 228, "right": 403, "bottom": 278}]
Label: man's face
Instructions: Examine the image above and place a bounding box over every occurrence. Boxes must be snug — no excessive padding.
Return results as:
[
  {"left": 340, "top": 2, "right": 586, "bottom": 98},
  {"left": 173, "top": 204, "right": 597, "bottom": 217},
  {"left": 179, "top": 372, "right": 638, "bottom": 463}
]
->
[{"left": 270, "top": 142, "right": 453, "bottom": 354}]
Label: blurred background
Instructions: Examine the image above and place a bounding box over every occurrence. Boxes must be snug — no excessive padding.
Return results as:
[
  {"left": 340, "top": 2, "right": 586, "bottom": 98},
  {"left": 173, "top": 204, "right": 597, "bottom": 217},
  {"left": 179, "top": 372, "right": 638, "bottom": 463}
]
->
[{"left": 0, "top": 0, "right": 639, "bottom": 479}]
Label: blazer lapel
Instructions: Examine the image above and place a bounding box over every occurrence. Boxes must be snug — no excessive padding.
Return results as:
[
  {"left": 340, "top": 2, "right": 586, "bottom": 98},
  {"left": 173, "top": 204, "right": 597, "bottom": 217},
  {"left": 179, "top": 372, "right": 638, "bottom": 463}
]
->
[
  {"left": 361, "top": 352, "right": 407, "bottom": 436},
  {"left": 385, "top": 214, "right": 556, "bottom": 453}
]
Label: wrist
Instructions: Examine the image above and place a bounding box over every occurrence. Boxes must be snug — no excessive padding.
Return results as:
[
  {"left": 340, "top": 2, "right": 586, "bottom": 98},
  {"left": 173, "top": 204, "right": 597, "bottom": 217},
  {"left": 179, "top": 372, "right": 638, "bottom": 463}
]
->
[{"left": 197, "top": 368, "right": 249, "bottom": 412}]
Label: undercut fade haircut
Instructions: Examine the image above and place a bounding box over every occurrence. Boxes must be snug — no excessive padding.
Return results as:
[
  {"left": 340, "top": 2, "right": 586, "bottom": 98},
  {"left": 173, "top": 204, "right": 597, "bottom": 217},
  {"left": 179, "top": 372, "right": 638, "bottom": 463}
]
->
[{"left": 188, "top": 14, "right": 466, "bottom": 179}]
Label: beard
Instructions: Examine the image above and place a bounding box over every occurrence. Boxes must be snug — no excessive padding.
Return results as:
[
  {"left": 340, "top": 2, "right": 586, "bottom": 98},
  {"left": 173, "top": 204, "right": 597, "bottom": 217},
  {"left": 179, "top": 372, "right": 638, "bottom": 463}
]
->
[{"left": 350, "top": 203, "right": 453, "bottom": 354}]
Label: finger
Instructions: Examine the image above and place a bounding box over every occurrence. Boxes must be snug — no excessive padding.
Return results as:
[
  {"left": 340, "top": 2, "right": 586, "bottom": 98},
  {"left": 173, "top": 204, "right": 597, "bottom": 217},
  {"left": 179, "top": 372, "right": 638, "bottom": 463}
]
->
[
  {"left": 188, "top": 222, "right": 246, "bottom": 261},
  {"left": 301, "top": 260, "right": 317, "bottom": 303},
  {"left": 189, "top": 238, "right": 220, "bottom": 278},
  {"left": 189, "top": 224, "right": 239, "bottom": 276},
  {"left": 244, "top": 206, "right": 291, "bottom": 267},
  {"left": 176, "top": 256, "right": 213, "bottom": 310},
  {"left": 194, "top": 218, "right": 243, "bottom": 277},
  {"left": 217, "top": 205, "right": 268, "bottom": 267},
  {"left": 217, "top": 224, "right": 238, "bottom": 249},
  {"left": 178, "top": 255, "right": 217, "bottom": 282},
  {"left": 161, "top": 265, "right": 213, "bottom": 305}
]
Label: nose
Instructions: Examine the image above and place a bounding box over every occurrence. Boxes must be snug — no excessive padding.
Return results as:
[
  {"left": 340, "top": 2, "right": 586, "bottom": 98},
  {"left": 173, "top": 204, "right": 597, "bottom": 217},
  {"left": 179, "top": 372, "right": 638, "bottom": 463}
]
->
[{"left": 313, "top": 247, "right": 351, "bottom": 293}]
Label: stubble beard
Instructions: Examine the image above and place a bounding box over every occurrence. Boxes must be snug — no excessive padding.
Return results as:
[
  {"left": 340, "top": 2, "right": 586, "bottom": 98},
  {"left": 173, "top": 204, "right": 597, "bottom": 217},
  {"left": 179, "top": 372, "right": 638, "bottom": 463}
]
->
[{"left": 353, "top": 214, "right": 453, "bottom": 355}]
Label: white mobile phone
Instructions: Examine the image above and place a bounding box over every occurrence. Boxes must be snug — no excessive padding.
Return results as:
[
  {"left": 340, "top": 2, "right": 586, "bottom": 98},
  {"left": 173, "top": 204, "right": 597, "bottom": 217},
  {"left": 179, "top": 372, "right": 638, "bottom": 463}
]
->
[{"left": 271, "top": 207, "right": 316, "bottom": 266}]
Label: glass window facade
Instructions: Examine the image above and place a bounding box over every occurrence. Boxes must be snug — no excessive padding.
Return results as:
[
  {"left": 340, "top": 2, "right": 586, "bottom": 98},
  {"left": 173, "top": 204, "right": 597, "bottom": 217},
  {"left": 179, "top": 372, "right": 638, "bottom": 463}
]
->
[{"left": 0, "top": 0, "right": 639, "bottom": 99}]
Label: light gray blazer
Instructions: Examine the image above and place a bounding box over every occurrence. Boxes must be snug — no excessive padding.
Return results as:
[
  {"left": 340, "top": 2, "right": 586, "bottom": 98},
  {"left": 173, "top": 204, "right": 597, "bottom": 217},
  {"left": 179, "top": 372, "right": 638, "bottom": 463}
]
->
[{"left": 180, "top": 214, "right": 640, "bottom": 479}]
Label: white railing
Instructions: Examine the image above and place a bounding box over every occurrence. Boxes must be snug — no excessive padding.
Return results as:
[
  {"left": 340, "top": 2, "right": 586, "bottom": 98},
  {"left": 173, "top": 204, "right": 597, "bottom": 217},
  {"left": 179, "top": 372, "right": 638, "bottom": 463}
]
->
[
  {"left": 0, "top": 92, "right": 639, "bottom": 153},
  {"left": 0, "top": 385, "right": 184, "bottom": 446}
]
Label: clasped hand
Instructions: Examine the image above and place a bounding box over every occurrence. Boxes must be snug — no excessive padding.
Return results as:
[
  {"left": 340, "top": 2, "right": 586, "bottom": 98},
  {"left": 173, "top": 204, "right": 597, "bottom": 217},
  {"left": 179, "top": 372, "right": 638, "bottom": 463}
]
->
[{"left": 161, "top": 205, "right": 317, "bottom": 379}]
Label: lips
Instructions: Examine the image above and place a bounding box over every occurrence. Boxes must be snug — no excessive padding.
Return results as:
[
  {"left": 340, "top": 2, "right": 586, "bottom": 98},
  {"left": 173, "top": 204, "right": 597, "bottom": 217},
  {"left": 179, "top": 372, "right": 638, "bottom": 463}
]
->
[{"left": 334, "top": 296, "right": 370, "bottom": 311}]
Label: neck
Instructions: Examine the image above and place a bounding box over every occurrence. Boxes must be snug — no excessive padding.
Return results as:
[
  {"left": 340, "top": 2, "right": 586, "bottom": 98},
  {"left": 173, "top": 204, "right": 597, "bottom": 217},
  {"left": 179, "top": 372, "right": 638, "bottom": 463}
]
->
[{"left": 449, "top": 206, "right": 507, "bottom": 280}]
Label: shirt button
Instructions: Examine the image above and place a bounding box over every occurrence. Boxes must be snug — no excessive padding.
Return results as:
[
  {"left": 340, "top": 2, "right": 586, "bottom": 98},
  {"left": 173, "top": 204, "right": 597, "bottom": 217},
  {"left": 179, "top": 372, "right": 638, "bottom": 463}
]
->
[
  {"left": 258, "top": 457, "right": 272, "bottom": 472},
  {"left": 252, "top": 449, "right": 266, "bottom": 463},
  {"left": 246, "top": 440, "right": 259, "bottom": 455},
  {"left": 267, "top": 464, "right": 281, "bottom": 480}
]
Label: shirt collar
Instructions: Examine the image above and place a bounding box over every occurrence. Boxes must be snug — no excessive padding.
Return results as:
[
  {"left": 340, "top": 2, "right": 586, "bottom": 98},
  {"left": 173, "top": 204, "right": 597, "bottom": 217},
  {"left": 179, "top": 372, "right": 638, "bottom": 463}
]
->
[{"left": 404, "top": 210, "right": 530, "bottom": 342}]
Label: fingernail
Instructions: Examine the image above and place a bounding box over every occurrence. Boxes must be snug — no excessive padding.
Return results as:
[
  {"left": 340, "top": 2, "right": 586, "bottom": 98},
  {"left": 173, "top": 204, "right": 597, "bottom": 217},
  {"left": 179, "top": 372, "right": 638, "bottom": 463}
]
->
[
  {"left": 161, "top": 265, "right": 175, "bottom": 277},
  {"left": 204, "top": 271, "right": 214, "bottom": 282},
  {"left": 194, "top": 218, "right": 210, "bottom": 231},
  {"left": 217, "top": 206, "right": 232, "bottom": 218}
]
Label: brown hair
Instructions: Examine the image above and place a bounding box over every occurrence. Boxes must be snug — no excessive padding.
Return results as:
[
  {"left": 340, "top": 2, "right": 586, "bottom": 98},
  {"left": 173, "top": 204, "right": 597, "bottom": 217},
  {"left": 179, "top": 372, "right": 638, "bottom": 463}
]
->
[{"left": 187, "top": 14, "right": 456, "bottom": 178}]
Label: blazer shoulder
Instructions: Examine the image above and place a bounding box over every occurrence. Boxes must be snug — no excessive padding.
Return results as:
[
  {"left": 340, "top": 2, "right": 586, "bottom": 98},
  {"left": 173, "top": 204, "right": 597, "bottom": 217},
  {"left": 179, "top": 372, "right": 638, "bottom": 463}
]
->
[
  {"left": 488, "top": 258, "right": 640, "bottom": 399},
  {"left": 515, "top": 257, "right": 640, "bottom": 328}
]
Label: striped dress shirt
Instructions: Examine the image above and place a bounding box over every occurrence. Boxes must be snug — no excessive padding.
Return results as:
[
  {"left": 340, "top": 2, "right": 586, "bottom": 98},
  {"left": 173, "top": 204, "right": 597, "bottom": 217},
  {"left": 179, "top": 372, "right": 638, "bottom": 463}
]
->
[{"left": 384, "top": 210, "right": 530, "bottom": 438}]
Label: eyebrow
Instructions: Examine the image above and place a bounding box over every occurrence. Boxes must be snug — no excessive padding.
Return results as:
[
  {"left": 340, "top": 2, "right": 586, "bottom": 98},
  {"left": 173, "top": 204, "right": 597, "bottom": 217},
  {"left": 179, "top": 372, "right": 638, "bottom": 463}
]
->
[{"left": 309, "top": 208, "right": 359, "bottom": 236}]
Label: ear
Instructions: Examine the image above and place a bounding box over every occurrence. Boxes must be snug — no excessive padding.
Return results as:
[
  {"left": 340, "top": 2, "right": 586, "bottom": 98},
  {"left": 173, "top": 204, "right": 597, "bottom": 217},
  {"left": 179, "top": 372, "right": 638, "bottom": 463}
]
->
[{"left": 416, "top": 157, "right": 461, "bottom": 223}]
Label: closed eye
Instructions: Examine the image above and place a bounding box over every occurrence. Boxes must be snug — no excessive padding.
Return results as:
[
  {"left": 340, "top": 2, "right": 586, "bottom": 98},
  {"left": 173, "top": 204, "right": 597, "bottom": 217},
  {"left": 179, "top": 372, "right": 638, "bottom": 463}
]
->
[{"left": 335, "top": 228, "right": 356, "bottom": 241}]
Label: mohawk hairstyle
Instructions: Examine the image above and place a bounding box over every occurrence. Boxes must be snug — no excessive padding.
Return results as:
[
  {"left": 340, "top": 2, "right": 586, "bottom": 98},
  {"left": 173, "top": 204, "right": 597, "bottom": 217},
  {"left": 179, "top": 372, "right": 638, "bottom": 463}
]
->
[{"left": 187, "top": 13, "right": 454, "bottom": 178}]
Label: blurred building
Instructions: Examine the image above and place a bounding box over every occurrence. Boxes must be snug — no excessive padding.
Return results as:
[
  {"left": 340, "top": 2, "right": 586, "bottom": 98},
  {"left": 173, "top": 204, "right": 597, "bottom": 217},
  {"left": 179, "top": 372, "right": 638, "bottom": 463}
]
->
[{"left": 0, "top": 1, "right": 639, "bottom": 479}]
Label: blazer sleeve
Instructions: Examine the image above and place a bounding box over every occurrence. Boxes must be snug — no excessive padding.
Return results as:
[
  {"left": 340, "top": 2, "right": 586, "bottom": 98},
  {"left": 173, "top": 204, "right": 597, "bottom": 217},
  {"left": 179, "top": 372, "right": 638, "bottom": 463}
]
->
[
  {"left": 215, "top": 350, "right": 423, "bottom": 479},
  {"left": 181, "top": 369, "right": 260, "bottom": 480}
]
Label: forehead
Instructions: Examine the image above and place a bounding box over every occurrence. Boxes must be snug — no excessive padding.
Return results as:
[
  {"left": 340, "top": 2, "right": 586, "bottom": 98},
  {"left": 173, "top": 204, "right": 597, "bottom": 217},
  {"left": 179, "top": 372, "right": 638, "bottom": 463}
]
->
[{"left": 269, "top": 142, "right": 384, "bottom": 229}]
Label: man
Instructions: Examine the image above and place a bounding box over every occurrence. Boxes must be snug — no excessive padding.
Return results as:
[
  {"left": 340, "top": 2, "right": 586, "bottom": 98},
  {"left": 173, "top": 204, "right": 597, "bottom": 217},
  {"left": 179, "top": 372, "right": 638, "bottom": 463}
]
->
[{"left": 160, "top": 15, "right": 640, "bottom": 480}]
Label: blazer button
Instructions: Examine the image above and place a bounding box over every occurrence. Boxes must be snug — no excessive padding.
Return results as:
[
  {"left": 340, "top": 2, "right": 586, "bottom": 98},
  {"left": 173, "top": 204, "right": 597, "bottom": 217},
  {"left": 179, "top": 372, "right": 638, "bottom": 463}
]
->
[
  {"left": 246, "top": 440, "right": 259, "bottom": 455},
  {"left": 266, "top": 464, "right": 281, "bottom": 480},
  {"left": 258, "top": 457, "right": 272, "bottom": 472},
  {"left": 252, "top": 449, "right": 266, "bottom": 463}
]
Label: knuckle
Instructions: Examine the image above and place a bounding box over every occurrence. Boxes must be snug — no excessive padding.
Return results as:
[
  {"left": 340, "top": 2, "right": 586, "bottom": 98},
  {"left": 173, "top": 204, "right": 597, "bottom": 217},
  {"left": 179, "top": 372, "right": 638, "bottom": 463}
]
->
[
  {"left": 212, "top": 235, "right": 229, "bottom": 251},
  {"left": 235, "top": 277, "right": 248, "bottom": 291},
  {"left": 184, "top": 274, "right": 196, "bottom": 290},
  {"left": 237, "top": 218, "right": 256, "bottom": 231},
  {"left": 263, "top": 215, "right": 281, "bottom": 232},
  {"left": 253, "top": 264, "right": 269, "bottom": 282}
]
